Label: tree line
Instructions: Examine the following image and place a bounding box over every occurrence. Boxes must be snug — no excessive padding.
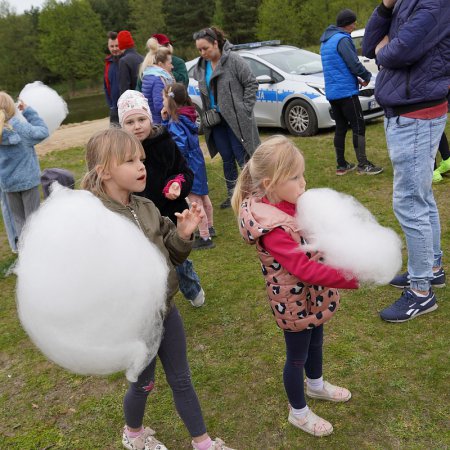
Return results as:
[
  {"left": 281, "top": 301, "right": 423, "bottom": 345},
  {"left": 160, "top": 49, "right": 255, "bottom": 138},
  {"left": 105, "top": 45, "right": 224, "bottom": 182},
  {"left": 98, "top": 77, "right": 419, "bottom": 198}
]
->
[{"left": 0, "top": 0, "right": 379, "bottom": 94}]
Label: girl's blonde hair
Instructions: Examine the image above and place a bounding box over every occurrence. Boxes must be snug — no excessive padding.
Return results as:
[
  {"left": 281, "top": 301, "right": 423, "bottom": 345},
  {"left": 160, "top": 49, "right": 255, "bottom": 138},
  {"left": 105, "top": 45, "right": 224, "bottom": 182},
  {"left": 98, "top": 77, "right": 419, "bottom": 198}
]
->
[
  {"left": 0, "top": 91, "right": 16, "bottom": 136},
  {"left": 139, "top": 38, "right": 172, "bottom": 79},
  {"left": 163, "top": 83, "right": 193, "bottom": 121},
  {"left": 81, "top": 128, "right": 145, "bottom": 199},
  {"left": 231, "top": 135, "right": 305, "bottom": 214}
]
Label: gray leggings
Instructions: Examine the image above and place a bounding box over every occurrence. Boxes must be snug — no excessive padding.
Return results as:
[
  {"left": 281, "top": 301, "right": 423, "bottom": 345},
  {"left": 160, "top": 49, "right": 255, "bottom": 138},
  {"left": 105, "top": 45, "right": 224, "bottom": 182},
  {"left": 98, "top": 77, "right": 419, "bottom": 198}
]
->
[
  {"left": 6, "top": 186, "right": 40, "bottom": 241},
  {"left": 123, "top": 306, "right": 206, "bottom": 437}
]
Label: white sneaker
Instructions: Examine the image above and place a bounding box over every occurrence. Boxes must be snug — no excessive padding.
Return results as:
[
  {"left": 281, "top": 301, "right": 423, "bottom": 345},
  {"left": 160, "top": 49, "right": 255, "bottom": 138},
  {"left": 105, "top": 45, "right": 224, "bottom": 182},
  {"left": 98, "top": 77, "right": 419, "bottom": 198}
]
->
[
  {"left": 192, "top": 437, "right": 235, "bottom": 449},
  {"left": 288, "top": 407, "right": 333, "bottom": 437},
  {"left": 122, "top": 426, "right": 168, "bottom": 450},
  {"left": 306, "top": 381, "right": 351, "bottom": 402},
  {"left": 190, "top": 288, "right": 205, "bottom": 307}
]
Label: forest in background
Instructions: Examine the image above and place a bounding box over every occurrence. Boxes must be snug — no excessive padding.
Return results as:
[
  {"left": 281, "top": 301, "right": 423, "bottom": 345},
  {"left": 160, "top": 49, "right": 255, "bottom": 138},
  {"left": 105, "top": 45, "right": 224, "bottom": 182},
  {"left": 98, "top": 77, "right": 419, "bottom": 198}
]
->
[{"left": 0, "top": 0, "right": 379, "bottom": 95}]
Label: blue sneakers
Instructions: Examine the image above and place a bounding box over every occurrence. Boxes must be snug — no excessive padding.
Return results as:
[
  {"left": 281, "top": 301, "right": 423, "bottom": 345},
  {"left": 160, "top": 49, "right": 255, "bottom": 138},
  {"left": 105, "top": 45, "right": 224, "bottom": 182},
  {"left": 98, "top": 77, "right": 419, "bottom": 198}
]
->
[
  {"left": 379, "top": 289, "right": 438, "bottom": 322},
  {"left": 389, "top": 268, "right": 446, "bottom": 289}
]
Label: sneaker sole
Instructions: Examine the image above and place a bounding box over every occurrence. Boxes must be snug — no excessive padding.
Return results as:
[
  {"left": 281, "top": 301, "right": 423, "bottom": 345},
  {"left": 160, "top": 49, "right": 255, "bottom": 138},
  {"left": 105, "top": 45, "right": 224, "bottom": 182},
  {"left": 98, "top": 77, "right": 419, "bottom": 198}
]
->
[
  {"left": 356, "top": 169, "right": 384, "bottom": 175},
  {"left": 336, "top": 167, "right": 356, "bottom": 176},
  {"left": 288, "top": 415, "right": 333, "bottom": 437},
  {"left": 381, "top": 303, "right": 438, "bottom": 323},
  {"left": 390, "top": 282, "right": 445, "bottom": 289},
  {"left": 306, "top": 389, "right": 352, "bottom": 402}
]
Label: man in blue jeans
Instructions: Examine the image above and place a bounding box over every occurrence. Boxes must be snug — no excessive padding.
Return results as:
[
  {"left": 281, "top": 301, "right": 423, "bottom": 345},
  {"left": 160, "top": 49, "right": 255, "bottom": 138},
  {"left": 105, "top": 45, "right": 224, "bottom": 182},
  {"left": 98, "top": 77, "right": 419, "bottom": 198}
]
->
[{"left": 363, "top": 0, "right": 449, "bottom": 322}]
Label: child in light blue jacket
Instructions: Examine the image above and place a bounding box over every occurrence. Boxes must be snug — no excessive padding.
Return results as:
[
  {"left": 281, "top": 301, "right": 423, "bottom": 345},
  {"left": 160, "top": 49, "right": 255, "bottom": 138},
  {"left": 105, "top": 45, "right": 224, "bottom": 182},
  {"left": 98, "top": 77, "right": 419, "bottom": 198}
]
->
[{"left": 0, "top": 92, "right": 49, "bottom": 244}]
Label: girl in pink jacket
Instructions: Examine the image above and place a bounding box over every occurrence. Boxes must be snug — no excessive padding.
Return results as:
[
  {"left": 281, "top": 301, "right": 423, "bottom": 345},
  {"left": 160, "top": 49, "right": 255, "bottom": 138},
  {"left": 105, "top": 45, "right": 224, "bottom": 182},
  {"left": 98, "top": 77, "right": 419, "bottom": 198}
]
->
[{"left": 232, "top": 135, "right": 359, "bottom": 438}]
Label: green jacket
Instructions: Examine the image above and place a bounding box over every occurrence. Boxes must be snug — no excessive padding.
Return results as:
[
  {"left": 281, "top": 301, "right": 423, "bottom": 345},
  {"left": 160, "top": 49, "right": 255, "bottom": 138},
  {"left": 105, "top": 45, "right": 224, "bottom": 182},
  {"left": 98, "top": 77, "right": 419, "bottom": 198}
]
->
[
  {"left": 172, "top": 55, "right": 189, "bottom": 86},
  {"left": 101, "top": 194, "right": 193, "bottom": 310}
]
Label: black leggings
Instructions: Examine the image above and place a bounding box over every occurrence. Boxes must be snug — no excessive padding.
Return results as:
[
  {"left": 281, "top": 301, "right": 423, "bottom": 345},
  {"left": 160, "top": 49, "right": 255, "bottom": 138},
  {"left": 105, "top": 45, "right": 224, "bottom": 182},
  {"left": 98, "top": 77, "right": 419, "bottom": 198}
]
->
[
  {"left": 123, "top": 306, "right": 206, "bottom": 437},
  {"left": 330, "top": 95, "right": 369, "bottom": 167},
  {"left": 283, "top": 325, "right": 324, "bottom": 409}
]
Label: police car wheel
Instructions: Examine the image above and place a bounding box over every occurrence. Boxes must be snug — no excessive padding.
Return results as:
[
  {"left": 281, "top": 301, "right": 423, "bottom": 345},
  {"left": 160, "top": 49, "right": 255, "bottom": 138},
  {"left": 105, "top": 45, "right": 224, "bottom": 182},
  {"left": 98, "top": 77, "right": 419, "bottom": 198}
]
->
[{"left": 284, "top": 99, "right": 318, "bottom": 137}]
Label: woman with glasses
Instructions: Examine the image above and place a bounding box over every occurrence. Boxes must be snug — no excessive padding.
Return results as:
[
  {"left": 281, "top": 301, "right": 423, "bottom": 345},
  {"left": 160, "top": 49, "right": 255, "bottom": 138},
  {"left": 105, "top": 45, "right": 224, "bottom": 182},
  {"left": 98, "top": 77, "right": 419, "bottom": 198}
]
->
[{"left": 193, "top": 27, "right": 260, "bottom": 209}]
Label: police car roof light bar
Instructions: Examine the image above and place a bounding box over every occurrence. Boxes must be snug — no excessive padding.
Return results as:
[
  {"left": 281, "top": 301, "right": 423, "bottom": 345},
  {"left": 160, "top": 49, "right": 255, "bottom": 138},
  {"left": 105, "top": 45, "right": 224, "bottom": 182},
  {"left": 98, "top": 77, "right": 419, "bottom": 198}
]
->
[{"left": 231, "top": 40, "right": 281, "bottom": 51}]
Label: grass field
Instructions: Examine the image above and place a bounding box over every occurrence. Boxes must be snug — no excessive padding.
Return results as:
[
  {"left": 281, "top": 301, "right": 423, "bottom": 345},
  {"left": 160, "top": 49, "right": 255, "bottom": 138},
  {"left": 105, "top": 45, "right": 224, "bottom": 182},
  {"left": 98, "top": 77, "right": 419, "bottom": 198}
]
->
[{"left": 1, "top": 119, "right": 449, "bottom": 449}]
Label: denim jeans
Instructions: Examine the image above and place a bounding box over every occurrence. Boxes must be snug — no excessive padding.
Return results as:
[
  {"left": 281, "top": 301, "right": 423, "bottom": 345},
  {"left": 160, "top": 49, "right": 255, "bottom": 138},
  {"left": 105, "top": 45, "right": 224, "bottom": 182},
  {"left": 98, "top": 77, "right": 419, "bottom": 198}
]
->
[
  {"left": 211, "top": 120, "right": 247, "bottom": 195},
  {"left": 175, "top": 259, "right": 201, "bottom": 301},
  {"left": 385, "top": 114, "right": 447, "bottom": 291},
  {"left": 0, "top": 188, "right": 18, "bottom": 252}
]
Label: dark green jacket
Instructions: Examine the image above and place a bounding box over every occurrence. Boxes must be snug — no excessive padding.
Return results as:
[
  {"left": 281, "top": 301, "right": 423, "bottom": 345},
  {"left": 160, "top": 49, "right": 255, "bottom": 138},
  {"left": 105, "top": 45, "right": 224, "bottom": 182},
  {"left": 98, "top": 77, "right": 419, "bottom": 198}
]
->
[{"left": 172, "top": 55, "right": 189, "bottom": 86}]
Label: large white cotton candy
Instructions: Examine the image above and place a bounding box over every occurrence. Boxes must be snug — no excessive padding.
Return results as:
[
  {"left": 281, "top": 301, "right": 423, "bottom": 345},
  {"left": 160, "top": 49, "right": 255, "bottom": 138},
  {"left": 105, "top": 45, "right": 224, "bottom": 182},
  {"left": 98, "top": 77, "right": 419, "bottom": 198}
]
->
[
  {"left": 296, "top": 188, "right": 402, "bottom": 285},
  {"left": 16, "top": 185, "right": 168, "bottom": 382},
  {"left": 19, "top": 81, "right": 68, "bottom": 135}
]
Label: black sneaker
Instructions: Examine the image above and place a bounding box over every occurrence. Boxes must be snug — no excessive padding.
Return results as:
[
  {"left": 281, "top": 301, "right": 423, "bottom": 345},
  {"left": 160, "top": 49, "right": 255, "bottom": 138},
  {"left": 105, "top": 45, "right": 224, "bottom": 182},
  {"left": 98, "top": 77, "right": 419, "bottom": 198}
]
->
[
  {"left": 379, "top": 289, "right": 437, "bottom": 322},
  {"left": 357, "top": 162, "right": 383, "bottom": 175},
  {"left": 208, "top": 226, "right": 217, "bottom": 237},
  {"left": 336, "top": 162, "right": 356, "bottom": 176},
  {"left": 220, "top": 197, "right": 231, "bottom": 209},
  {"left": 390, "top": 268, "right": 446, "bottom": 289},
  {"left": 192, "top": 237, "right": 215, "bottom": 250}
]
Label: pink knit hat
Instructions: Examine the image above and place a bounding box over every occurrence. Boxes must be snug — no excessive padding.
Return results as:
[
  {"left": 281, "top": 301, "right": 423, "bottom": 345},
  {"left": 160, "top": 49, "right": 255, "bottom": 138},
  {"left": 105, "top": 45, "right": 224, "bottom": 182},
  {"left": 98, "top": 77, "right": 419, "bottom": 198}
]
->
[{"left": 117, "top": 90, "right": 152, "bottom": 125}]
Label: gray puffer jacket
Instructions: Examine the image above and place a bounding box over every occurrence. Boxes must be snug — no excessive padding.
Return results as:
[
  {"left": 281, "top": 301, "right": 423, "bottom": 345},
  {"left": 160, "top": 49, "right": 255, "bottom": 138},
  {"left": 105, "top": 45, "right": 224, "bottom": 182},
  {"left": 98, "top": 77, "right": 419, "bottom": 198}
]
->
[{"left": 193, "top": 41, "right": 260, "bottom": 158}]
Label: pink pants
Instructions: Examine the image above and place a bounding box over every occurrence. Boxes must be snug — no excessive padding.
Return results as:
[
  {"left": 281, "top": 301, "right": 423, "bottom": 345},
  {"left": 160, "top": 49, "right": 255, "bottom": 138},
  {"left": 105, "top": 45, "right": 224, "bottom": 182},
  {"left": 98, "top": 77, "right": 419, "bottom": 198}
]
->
[{"left": 188, "top": 193, "right": 213, "bottom": 238}]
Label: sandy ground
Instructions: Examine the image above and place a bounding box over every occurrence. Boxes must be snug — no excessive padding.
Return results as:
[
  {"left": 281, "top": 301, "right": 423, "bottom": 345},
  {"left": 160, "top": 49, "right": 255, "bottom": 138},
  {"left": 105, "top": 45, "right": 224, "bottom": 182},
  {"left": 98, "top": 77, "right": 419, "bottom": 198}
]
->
[
  {"left": 35, "top": 117, "right": 211, "bottom": 158},
  {"left": 35, "top": 118, "right": 110, "bottom": 156}
]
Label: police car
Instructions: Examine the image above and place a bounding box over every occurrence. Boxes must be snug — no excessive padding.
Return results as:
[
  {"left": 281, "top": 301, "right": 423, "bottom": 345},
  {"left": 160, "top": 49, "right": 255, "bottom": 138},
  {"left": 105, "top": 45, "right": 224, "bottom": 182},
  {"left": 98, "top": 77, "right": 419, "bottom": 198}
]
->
[
  {"left": 351, "top": 28, "right": 378, "bottom": 74},
  {"left": 186, "top": 41, "right": 383, "bottom": 137}
]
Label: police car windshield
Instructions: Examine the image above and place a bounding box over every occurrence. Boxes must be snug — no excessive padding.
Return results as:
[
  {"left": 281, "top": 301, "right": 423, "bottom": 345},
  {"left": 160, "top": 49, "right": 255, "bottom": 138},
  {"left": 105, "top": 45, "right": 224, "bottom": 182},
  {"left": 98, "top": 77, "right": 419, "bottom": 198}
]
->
[{"left": 259, "top": 49, "right": 323, "bottom": 75}]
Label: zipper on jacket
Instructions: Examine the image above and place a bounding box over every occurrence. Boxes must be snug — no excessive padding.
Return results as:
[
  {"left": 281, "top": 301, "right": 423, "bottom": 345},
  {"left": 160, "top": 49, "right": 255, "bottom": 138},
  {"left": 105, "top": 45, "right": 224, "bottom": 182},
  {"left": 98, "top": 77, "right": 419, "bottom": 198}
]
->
[
  {"left": 406, "top": 67, "right": 411, "bottom": 99},
  {"left": 229, "top": 82, "right": 245, "bottom": 144},
  {"left": 127, "top": 205, "right": 144, "bottom": 232}
]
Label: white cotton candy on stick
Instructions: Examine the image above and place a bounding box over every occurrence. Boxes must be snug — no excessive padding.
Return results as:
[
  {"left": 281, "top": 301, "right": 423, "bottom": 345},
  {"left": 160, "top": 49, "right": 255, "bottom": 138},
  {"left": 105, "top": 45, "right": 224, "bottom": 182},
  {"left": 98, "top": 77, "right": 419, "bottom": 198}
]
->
[
  {"left": 19, "top": 81, "right": 68, "bottom": 135},
  {"left": 296, "top": 188, "right": 402, "bottom": 285},
  {"left": 16, "top": 185, "right": 168, "bottom": 382}
]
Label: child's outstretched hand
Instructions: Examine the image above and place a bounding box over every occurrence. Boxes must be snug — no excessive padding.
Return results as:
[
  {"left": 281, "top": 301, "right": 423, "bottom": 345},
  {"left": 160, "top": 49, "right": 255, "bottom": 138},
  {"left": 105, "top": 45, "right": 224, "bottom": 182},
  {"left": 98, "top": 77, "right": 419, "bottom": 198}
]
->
[
  {"left": 17, "top": 99, "right": 27, "bottom": 111},
  {"left": 175, "top": 202, "right": 204, "bottom": 240},
  {"left": 165, "top": 182, "right": 181, "bottom": 200}
]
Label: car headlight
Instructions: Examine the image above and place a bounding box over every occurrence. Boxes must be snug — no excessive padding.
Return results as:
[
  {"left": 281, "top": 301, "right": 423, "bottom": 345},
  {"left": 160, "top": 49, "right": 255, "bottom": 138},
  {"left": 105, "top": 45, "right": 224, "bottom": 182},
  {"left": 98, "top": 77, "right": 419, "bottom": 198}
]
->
[{"left": 306, "top": 84, "right": 326, "bottom": 96}]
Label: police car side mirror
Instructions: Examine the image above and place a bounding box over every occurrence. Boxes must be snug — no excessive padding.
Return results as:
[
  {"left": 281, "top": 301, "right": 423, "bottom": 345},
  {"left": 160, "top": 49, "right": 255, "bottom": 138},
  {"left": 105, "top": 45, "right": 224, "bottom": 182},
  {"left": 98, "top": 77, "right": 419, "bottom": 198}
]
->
[{"left": 256, "top": 75, "right": 274, "bottom": 84}]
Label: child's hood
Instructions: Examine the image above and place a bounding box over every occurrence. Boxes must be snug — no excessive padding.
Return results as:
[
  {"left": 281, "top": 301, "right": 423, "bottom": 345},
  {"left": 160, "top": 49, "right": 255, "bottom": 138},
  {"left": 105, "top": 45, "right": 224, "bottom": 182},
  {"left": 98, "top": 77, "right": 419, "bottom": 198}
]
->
[
  {"left": 177, "top": 106, "right": 197, "bottom": 125},
  {"left": 238, "top": 196, "right": 299, "bottom": 244},
  {"left": 1, "top": 119, "right": 22, "bottom": 146}
]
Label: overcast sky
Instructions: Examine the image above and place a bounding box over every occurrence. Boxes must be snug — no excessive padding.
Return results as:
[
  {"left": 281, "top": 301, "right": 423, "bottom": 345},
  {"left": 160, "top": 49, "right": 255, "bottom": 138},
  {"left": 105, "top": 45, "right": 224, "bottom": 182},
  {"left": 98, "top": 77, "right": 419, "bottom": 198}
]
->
[{"left": 11, "top": 0, "right": 46, "bottom": 14}]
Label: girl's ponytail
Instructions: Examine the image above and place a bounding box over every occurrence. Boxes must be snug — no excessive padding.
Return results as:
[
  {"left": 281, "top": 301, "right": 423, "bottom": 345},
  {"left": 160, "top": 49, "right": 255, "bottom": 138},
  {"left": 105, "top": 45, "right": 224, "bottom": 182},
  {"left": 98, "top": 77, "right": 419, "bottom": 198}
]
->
[
  {"left": 231, "top": 161, "right": 254, "bottom": 215},
  {"left": 0, "top": 110, "right": 6, "bottom": 136},
  {"left": 0, "top": 92, "right": 16, "bottom": 136},
  {"left": 163, "top": 83, "right": 192, "bottom": 121}
]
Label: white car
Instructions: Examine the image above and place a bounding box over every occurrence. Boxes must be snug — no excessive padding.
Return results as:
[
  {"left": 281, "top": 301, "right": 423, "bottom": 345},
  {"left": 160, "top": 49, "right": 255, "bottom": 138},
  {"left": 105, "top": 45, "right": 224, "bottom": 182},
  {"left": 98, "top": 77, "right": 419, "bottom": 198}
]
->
[
  {"left": 351, "top": 28, "right": 378, "bottom": 74},
  {"left": 186, "top": 41, "right": 383, "bottom": 137}
]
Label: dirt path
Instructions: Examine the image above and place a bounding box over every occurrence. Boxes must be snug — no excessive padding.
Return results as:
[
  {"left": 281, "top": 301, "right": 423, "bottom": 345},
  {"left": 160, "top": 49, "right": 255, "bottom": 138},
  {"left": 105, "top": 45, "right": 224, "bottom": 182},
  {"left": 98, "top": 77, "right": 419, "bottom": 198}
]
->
[
  {"left": 36, "top": 118, "right": 109, "bottom": 156},
  {"left": 35, "top": 117, "right": 211, "bottom": 158}
]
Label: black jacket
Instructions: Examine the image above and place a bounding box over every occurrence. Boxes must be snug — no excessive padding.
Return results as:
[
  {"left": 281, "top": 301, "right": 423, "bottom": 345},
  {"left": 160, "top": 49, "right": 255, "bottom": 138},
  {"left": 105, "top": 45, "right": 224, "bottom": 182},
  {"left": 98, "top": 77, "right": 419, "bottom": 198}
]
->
[
  {"left": 118, "top": 48, "right": 144, "bottom": 94},
  {"left": 137, "top": 126, "right": 194, "bottom": 223}
]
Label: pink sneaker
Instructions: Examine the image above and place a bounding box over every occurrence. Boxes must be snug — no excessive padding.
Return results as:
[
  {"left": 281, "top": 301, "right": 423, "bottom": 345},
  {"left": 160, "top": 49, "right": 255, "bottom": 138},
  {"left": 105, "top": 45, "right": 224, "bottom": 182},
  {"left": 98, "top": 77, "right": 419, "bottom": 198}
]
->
[
  {"left": 192, "top": 437, "right": 235, "bottom": 449},
  {"left": 122, "top": 426, "right": 167, "bottom": 450},
  {"left": 306, "top": 380, "right": 351, "bottom": 402},
  {"left": 288, "top": 406, "right": 333, "bottom": 437}
]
